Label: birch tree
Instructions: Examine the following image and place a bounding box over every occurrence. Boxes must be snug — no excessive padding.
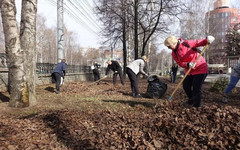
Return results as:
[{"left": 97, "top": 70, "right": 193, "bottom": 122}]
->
[
  {"left": 0, "top": 15, "right": 4, "bottom": 53},
  {"left": 0, "top": 0, "right": 37, "bottom": 107}
]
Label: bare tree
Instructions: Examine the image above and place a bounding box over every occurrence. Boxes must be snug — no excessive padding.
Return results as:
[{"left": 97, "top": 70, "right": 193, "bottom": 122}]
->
[
  {"left": 96, "top": 0, "right": 188, "bottom": 69},
  {"left": 0, "top": 14, "right": 4, "bottom": 53},
  {"left": 36, "top": 15, "right": 48, "bottom": 63},
  {"left": 64, "top": 29, "right": 87, "bottom": 66},
  {"left": 64, "top": 30, "right": 76, "bottom": 65},
  {"left": 133, "top": 0, "right": 139, "bottom": 59},
  {"left": 1, "top": 0, "right": 37, "bottom": 107},
  {"left": 180, "top": 0, "right": 211, "bottom": 39},
  {"left": 71, "top": 46, "right": 84, "bottom": 65},
  {"left": 95, "top": 0, "right": 129, "bottom": 74},
  {"left": 180, "top": 0, "right": 215, "bottom": 63},
  {"left": 35, "top": 15, "right": 59, "bottom": 64},
  {"left": 155, "top": 49, "right": 171, "bottom": 75},
  {"left": 132, "top": 0, "right": 188, "bottom": 57},
  {"left": 85, "top": 47, "right": 103, "bottom": 61}
]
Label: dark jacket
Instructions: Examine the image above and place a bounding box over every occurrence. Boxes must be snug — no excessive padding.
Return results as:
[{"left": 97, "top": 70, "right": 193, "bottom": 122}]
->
[
  {"left": 53, "top": 62, "right": 67, "bottom": 77},
  {"left": 171, "top": 65, "right": 178, "bottom": 73},
  {"left": 105, "top": 60, "right": 122, "bottom": 75}
]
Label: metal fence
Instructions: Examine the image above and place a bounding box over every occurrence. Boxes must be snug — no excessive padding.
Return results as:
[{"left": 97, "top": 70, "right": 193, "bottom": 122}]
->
[
  {"left": 1, "top": 61, "right": 104, "bottom": 75},
  {"left": 36, "top": 63, "right": 101, "bottom": 74},
  {"left": 36, "top": 63, "right": 55, "bottom": 74}
]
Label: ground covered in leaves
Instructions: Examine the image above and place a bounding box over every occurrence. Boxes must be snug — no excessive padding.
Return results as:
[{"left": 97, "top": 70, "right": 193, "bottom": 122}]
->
[{"left": 0, "top": 76, "right": 239, "bottom": 150}]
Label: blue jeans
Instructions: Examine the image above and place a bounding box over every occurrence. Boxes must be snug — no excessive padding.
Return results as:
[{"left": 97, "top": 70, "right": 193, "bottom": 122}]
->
[{"left": 224, "top": 76, "right": 239, "bottom": 93}]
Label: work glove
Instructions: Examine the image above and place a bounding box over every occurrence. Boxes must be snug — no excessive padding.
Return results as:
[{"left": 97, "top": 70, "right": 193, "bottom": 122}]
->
[
  {"left": 206, "top": 35, "right": 215, "bottom": 44},
  {"left": 104, "top": 75, "right": 107, "bottom": 78},
  {"left": 187, "top": 62, "right": 196, "bottom": 69},
  {"left": 114, "top": 71, "right": 118, "bottom": 74},
  {"left": 144, "top": 73, "right": 149, "bottom": 78}
]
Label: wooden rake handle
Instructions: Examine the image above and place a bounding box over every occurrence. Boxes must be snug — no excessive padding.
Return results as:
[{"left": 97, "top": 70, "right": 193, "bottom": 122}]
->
[
  {"left": 89, "top": 76, "right": 107, "bottom": 86},
  {"left": 168, "top": 44, "right": 209, "bottom": 101}
]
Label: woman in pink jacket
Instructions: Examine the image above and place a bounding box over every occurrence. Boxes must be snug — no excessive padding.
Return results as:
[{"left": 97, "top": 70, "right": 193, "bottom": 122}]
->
[{"left": 164, "top": 35, "right": 215, "bottom": 108}]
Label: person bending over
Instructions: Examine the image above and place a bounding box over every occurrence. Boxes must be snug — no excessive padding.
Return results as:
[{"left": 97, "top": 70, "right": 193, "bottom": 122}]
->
[
  {"left": 52, "top": 59, "right": 67, "bottom": 94},
  {"left": 164, "top": 35, "right": 215, "bottom": 108},
  {"left": 126, "top": 56, "right": 148, "bottom": 98},
  {"left": 105, "top": 59, "right": 125, "bottom": 86}
]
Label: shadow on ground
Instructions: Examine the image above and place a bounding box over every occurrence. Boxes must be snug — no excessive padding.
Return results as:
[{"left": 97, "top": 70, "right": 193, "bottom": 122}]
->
[
  {"left": 0, "top": 92, "right": 9, "bottom": 102},
  {"left": 102, "top": 99, "right": 156, "bottom": 108},
  {"left": 42, "top": 112, "right": 93, "bottom": 149},
  {"left": 44, "top": 86, "right": 55, "bottom": 93}
]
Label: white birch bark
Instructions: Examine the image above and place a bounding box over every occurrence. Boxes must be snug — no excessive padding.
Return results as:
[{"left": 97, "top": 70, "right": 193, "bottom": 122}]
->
[
  {"left": 1, "top": 0, "right": 26, "bottom": 107},
  {"left": 1, "top": 0, "right": 37, "bottom": 107},
  {"left": 20, "top": 0, "right": 37, "bottom": 106}
]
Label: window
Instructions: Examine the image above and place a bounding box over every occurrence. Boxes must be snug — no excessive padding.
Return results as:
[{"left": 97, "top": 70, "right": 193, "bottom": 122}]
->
[
  {"left": 225, "top": 12, "right": 230, "bottom": 17},
  {"left": 232, "top": 17, "right": 237, "bottom": 22}
]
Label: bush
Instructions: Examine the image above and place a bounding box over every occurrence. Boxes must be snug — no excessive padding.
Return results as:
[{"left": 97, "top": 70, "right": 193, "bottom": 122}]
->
[{"left": 210, "top": 77, "right": 229, "bottom": 93}]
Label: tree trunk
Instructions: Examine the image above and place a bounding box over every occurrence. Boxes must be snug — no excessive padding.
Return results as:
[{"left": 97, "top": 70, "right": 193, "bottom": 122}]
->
[
  {"left": 122, "top": 11, "right": 127, "bottom": 75},
  {"left": 20, "top": 0, "right": 37, "bottom": 106},
  {"left": 134, "top": 0, "right": 139, "bottom": 59},
  {"left": 1, "top": 0, "right": 26, "bottom": 107},
  {"left": 1, "top": 0, "right": 37, "bottom": 107}
]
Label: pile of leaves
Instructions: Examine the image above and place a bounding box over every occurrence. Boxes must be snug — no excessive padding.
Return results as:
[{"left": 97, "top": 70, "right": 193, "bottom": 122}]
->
[
  {"left": 0, "top": 77, "right": 239, "bottom": 149},
  {"left": 0, "top": 105, "right": 239, "bottom": 149}
]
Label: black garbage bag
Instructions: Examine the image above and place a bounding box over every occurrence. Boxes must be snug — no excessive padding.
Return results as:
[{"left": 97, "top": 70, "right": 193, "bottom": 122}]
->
[{"left": 146, "top": 75, "right": 167, "bottom": 99}]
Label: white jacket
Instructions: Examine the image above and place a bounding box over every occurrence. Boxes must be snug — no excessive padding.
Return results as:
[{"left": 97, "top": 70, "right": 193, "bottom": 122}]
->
[{"left": 127, "top": 58, "right": 148, "bottom": 76}]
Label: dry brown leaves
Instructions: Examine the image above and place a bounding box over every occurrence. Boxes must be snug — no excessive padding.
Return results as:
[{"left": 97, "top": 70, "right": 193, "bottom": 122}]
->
[
  {"left": 0, "top": 105, "right": 239, "bottom": 149},
  {"left": 0, "top": 77, "right": 240, "bottom": 149}
]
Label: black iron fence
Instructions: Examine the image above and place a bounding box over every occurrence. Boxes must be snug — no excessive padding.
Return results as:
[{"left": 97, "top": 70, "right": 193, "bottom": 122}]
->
[
  {"left": 1, "top": 62, "right": 105, "bottom": 74},
  {"left": 36, "top": 63, "right": 55, "bottom": 74},
  {"left": 36, "top": 63, "right": 104, "bottom": 74}
]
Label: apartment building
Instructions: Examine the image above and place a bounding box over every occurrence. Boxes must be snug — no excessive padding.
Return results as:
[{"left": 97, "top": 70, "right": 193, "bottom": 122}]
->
[{"left": 206, "top": 0, "right": 240, "bottom": 64}]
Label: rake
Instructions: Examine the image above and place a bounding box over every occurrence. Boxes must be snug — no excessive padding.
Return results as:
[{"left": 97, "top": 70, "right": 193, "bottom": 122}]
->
[{"left": 168, "top": 44, "right": 209, "bottom": 101}]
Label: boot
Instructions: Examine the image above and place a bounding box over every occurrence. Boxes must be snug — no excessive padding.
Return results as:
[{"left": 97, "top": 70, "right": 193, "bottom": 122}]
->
[
  {"left": 132, "top": 93, "right": 136, "bottom": 97},
  {"left": 222, "top": 93, "right": 228, "bottom": 103},
  {"left": 135, "top": 94, "right": 142, "bottom": 98}
]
